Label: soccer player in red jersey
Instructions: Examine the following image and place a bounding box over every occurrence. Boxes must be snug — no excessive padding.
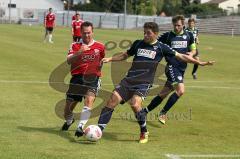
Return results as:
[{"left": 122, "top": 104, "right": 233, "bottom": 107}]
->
[
  {"left": 72, "top": 13, "right": 84, "bottom": 42},
  {"left": 61, "top": 21, "right": 105, "bottom": 138},
  {"left": 44, "top": 8, "right": 56, "bottom": 43},
  {"left": 72, "top": 11, "right": 79, "bottom": 21}
]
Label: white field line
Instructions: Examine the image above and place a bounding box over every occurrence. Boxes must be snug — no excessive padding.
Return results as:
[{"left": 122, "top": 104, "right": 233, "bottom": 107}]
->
[
  {"left": 165, "top": 154, "right": 240, "bottom": 159},
  {"left": 0, "top": 80, "right": 240, "bottom": 90}
]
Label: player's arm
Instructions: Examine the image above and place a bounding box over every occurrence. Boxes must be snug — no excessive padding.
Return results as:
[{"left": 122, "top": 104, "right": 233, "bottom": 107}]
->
[
  {"left": 175, "top": 52, "right": 214, "bottom": 66},
  {"left": 102, "top": 52, "right": 129, "bottom": 63},
  {"left": 102, "top": 40, "right": 140, "bottom": 63},
  {"left": 67, "top": 45, "right": 90, "bottom": 64}
]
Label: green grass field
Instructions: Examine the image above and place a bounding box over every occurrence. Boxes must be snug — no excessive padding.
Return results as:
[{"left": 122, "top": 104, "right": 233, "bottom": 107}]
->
[{"left": 0, "top": 24, "right": 240, "bottom": 159}]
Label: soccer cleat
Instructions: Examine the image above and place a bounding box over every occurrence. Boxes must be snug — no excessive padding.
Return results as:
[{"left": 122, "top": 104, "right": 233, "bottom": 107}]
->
[
  {"left": 139, "top": 131, "right": 149, "bottom": 144},
  {"left": 192, "top": 73, "right": 197, "bottom": 80},
  {"left": 49, "top": 41, "right": 54, "bottom": 44},
  {"left": 61, "top": 119, "right": 75, "bottom": 131},
  {"left": 75, "top": 127, "right": 84, "bottom": 137},
  {"left": 158, "top": 114, "right": 167, "bottom": 125}
]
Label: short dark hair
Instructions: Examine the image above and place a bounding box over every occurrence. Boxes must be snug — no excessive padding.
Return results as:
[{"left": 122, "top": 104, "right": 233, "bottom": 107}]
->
[
  {"left": 49, "top": 8, "right": 52, "bottom": 11},
  {"left": 81, "top": 21, "right": 93, "bottom": 31},
  {"left": 188, "top": 18, "right": 196, "bottom": 23},
  {"left": 76, "top": 13, "right": 80, "bottom": 16},
  {"left": 172, "top": 15, "right": 185, "bottom": 25},
  {"left": 143, "top": 22, "right": 159, "bottom": 33}
]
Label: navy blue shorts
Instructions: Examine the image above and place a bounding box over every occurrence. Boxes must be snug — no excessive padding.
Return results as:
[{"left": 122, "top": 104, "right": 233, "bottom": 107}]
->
[
  {"left": 66, "top": 75, "right": 101, "bottom": 102},
  {"left": 115, "top": 79, "right": 151, "bottom": 102},
  {"left": 165, "top": 65, "right": 184, "bottom": 87}
]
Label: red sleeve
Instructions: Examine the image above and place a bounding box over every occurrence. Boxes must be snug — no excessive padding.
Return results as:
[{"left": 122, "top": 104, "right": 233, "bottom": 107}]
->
[
  {"left": 101, "top": 45, "right": 105, "bottom": 58},
  {"left": 67, "top": 43, "right": 77, "bottom": 57}
]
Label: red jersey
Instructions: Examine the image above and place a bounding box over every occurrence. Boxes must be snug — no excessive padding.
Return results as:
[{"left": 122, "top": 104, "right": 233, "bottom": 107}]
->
[
  {"left": 67, "top": 40, "right": 105, "bottom": 76},
  {"left": 72, "top": 20, "right": 84, "bottom": 37},
  {"left": 45, "top": 13, "right": 55, "bottom": 27}
]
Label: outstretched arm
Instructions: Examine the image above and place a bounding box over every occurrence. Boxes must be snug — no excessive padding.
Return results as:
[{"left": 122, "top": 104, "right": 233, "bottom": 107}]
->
[
  {"left": 102, "top": 52, "right": 129, "bottom": 63},
  {"left": 175, "top": 52, "right": 215, "bottom": 66}
]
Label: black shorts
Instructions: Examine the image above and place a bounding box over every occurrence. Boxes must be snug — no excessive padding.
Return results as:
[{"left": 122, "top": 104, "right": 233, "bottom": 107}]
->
[
  {"left": 73, "top": 36, "right": 81, "bottom": 42},
  {"left": 46, "top": 27, "right": 53, "bottom": 32},
  {"left": 66, "top": 75, "right": 101, "bottom": 102},
  {"left": 165, "top": 65, "right": 184, "bottom": 88},
  {"left": 115, "top": 79, "right": 151, "bottom": 102}
]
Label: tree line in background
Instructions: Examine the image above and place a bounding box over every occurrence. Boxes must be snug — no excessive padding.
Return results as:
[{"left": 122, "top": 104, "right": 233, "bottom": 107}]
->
[{"left": 71, "top": 0, "right": 226, "bottom": 17}]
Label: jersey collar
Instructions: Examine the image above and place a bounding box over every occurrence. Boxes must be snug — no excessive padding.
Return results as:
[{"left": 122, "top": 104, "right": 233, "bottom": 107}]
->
[
  {"left": 80, "top": 39, "right": 95, "bottom": 47},
  {"left": 172, "top": 30, "right": 184, "bottom": 35}
]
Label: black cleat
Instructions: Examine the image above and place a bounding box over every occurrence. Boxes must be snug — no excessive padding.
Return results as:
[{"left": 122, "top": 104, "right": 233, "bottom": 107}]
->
[
  {"left": 61, "top": 119, "right": 75, "bottom": 131},
  {"left": 75, "top": 127, "right": 84, "bottom": 137},
  {"left": 192, "top": 74, "right": 197, "bottom": 80}
]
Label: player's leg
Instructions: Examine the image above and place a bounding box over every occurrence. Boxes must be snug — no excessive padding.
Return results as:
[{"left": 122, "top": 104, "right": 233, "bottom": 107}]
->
[
  {"left": 48, "top": 28, "right": 53, "bottom": 43},
  {"left": 44, "top": 28, "right": 48, "bottom": 42},
  {"left": 192, "top": 50, "right": 199, "bottom": 79},
  {"left": 97, "top": 91, "right": 122, "bottom": 131},
  {"left": 61, "top": 99, "right": 78, "bottom": 131},
  {"left": 61, "top": 75, "right": 83, "bottom": 131},
  {"left": 75, "top": 91, "right": 96, "bottom": 137},
  {"left": 129, "top": 95, "right": 149, "bottom": 143},
  {"left": 143, "top": 85, "right": 173, "bottom": 114},
  {"left": 159, "top": 83, "right": 184, "bottom": 124}
]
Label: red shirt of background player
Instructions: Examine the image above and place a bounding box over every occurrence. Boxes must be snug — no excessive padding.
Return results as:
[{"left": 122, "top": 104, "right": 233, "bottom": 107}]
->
[
  {"left": 45, "top": 13, "right": 55, "bottom": 27},
  {"left": 72, "top": 20, "right": 84, "bottom": 37}
]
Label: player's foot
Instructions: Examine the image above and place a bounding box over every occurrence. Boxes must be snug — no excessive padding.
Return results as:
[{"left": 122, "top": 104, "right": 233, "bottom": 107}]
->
[
  {"left": 158, "top": 113, "right": 167, "bottom": 125},
  {"left": 139, "top": 131, "right": 149, "bottom": 144},
  {"left": 75, "top": 126, "right": 84, "bottom": 137},
  {"left": 192, "top": 73, "right": 197, "bottom": 80},
  {"left": 49, "top": 40, "right": 54, "bottom": 44},
  {"left": 61, "top": 119, "right": 75, "bottom": 131}
]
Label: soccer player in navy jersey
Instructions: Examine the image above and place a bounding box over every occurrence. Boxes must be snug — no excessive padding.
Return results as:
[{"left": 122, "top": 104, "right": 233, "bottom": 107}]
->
[
  {"left": 185, "top": 18, "right": 200, "bottom": 79},
  {"left": 143, "top": 15, "right": 213, "bottom": 125},
  {"left": 97, "top": 22, "right": 214, "bottom": 143},
  {"left": 61, "top": 21, "right": 105, "bottom": 138}
]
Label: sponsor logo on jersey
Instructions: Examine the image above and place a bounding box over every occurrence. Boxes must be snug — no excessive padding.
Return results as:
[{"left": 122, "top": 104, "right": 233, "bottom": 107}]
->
[
  {"left": 137, "top": 49, "right": 156, "bottom": 59},
  {"left": 171, "top": 41, "right": 187, "bottom": 48},
  {"left": 82, "top": 54, "right": 96, "bottom": 61},
  {"left": 183, "top": 35, "right": 187, "bottom": 39}
]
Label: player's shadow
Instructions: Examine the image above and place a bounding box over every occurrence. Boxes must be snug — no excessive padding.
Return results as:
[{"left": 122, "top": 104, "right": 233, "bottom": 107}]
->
[{"left": 17, "top": 126, "right": 79, "bottom": 144}]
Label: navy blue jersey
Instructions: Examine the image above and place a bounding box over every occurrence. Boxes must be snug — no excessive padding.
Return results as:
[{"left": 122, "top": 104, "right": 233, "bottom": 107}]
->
[
  {"left": 185, "top": 27, "right": 199, "bottom": 43},
  {"left": 125, "top": 40, "right": 176, "bottom": 85},
  {"left": 158, "top": 31, "right": 195, "bottom": 71}
]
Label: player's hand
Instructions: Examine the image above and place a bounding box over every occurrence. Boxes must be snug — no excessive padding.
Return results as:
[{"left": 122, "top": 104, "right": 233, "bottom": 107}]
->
[
  {"left": 101, "top": 58, "right": 111, "bottom": 63},
  {"left": 199, "top": 61, "right": 215, "bottom": 66}
]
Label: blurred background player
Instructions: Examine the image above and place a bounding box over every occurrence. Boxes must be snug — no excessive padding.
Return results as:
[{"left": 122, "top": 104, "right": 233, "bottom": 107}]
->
[
  {"left": 72, "top": 13, "right": 84, "bottom": 42},
  {"left": 44, "top": 8, "right": 55, "bottom": 43},
  {"left": 143, "top": 15, "right": 214, "bottom": 125},
  {"left": 185, "top": 18, "right": 200, "bottom": 79},
  {"left": 61, "top": 21, "right": 105, "bottom": 138},
  {"left": 72, "top": 10, "right": 79, "bottom": 21},
  {"left": 97, "top": 22, "right": 213, "bottom": 144}
]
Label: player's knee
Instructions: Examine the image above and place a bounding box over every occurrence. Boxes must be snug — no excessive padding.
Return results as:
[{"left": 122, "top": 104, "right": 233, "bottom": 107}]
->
[
  {"left": 107, "top": 96, "right": 119, "bottom": 108},
  {"left": 159, "top": 93, "right": 167, "bottom": 99},
  {"left": 176, "top": 89, "right": 184, "bottom": 96}
]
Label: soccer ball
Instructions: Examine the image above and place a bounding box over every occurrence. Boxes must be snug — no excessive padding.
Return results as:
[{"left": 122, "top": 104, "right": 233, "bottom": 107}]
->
[{"left": 84, "top": 125, "right": 102, "bottom": 142}]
